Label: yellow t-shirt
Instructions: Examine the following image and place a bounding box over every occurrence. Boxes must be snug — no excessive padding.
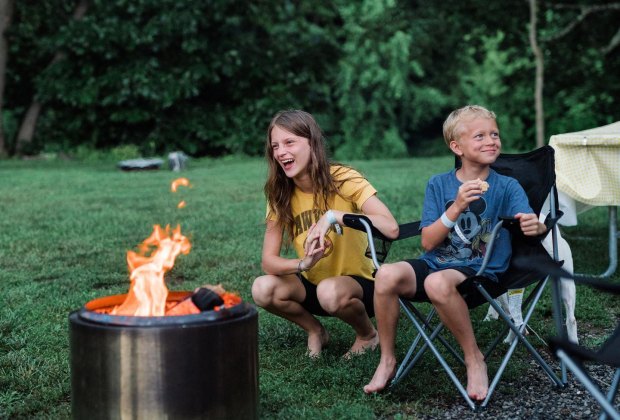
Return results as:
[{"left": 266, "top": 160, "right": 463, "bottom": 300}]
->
[{"left": 267, "top": 166, "right": 377, "bottom": 285}]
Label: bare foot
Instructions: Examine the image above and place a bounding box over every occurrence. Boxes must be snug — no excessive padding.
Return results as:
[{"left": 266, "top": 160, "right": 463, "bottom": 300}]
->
[
  {"left": 343, "top": 330, "right": 379, "bottom": 359},
  {"left": 363, "top": 357, "right": 396, "bottom": 394},
  {"left": 466, "top": 358, "right": 488, "bottom": 401},
  {"left": 307, "top": 327, "right": 329, "bottom": 358}
]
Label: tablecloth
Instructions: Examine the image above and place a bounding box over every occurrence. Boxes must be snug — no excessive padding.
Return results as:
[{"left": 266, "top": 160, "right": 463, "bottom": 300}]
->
[{"left": 549, "top": 121, "right": 620, "bottom": 208}]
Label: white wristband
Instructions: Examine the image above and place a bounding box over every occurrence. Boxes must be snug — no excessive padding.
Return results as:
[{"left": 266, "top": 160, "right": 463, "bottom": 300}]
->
[
  {"left": 325, "top": 210, "right": 338, "bottom": 225},
  {"left": 440, "top": 212, "right": 456, "bottom": 229}
]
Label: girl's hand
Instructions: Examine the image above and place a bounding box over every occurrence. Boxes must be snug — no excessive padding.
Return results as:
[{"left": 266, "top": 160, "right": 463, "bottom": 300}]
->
[
  {"left": 300, "top": 224, "right": 326, "bottom": 271},
  {"left": 306, "top": 214, "right": 334, "bottom": 254},
  {"left": 515, "top": 213, "right": 546, "bottom": 236}
]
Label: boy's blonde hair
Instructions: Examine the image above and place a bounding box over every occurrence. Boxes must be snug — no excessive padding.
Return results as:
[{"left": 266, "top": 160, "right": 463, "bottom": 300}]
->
[{"left": 442, "top": 105, "right": 496, "bottom": 147}]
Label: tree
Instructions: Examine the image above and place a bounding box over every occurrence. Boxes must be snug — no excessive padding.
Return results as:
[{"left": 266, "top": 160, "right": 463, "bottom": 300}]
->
[
  {"left": 0, "top": 0, "right": 11, "bottom": 157},
  {"left": 528, "top": 0, "right": 620, "bottom": 147},
  {"left": 529, "top": 0, "right": 545, "bottom": 148},
  {"left": 14, "top": 0, "right": 88, "bottom": 156}
]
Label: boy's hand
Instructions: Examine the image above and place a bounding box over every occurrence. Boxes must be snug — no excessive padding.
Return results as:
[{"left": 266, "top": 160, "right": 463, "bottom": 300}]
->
[
  {"left": 514, "top": 213, "right": 546, "bottom": 236},
  {"left": 455, "top": 180, "right": 485, "bottom": 211}
]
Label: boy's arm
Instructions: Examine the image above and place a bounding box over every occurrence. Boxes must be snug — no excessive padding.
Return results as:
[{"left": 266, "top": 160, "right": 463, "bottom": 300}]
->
[
  {"left": 514, "top": 213, "right": 547, "bottom": 236},
  {"left": 421, "top": 179, "right": 485, "bottom": 251}
]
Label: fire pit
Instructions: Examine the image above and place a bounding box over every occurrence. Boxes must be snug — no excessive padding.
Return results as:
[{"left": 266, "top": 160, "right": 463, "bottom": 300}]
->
[
  {"left": 69, "top": 291, "right": 258, "bottom": 419},
  {"left": 69, "top": 181, "right": 258, "bottom": 419}
]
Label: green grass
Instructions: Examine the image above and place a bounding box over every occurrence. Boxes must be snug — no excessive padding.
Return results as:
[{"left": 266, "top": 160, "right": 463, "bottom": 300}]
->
[{"left": 0, "top": 157, "right": 618, "bottom": 419}]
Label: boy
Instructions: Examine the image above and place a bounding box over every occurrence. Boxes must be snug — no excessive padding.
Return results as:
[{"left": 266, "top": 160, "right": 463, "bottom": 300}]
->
[{"left": 363, "top": 105, "right": 546, "bottom": 400}]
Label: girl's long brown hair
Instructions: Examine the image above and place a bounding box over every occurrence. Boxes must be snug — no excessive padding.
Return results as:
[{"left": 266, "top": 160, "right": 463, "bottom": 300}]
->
[{"left": 264, "top": 110, "right": 360, "bottom": 242}]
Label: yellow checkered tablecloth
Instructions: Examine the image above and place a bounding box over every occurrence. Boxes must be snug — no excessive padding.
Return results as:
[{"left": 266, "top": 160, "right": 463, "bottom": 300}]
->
[{"left": 549, "top": 121, "right": 620, "bottom": 206}]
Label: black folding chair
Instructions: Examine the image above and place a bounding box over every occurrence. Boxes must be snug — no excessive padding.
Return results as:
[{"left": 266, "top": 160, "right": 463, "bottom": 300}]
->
[
  {"left": 343, "top": 146, "right": 566, "bottom": 410},
  {"left": 520, "top": 255, "right": 620, "bottom": 420}
]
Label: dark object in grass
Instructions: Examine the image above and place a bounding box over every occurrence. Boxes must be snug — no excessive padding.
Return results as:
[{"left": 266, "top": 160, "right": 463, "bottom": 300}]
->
[
  {"left": 117, "top": 158, "right": 164, "bottom": 171},
  {"left": 168, "top": 151, "right": 189, "bottom": 172}
]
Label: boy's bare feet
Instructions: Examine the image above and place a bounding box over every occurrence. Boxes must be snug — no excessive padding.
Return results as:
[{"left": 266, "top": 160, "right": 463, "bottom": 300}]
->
[
  {"left": 343, "top": 330, "right": 379, "bottom": 359},
  {"left": 465, "top": 357, "right": 488, "bottom": 401},
  {"left": 307, "top": 327, "right": 329, "bottom": 358},
  {"left": 363, "top": 357, "right": 396, "bottom": 394}
]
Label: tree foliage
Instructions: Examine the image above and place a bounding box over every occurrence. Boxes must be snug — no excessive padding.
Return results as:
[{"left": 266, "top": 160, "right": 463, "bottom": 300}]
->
[{"left": 1, "top": 0, "right": 619, "bottom": 158}]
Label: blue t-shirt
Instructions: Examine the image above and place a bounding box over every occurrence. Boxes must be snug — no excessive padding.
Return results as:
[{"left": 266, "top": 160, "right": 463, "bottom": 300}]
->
[{"left": 419, "top": 169, "right": 533, "bottom": 281}]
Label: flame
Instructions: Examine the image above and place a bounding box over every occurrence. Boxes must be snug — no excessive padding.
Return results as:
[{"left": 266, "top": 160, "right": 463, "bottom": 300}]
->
[
  {"left": 171, "top": 177, "right": 190, "bottom": 192},
  {"left": 111, "top": 225, "right": 191, "bottom": 316}
]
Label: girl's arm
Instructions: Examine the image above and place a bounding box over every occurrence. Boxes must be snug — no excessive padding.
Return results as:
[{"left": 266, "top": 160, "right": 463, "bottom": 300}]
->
[
  {"left": 306, "top": 195, "right": 399, "bottom": 255},
  {"left": 359, "top": 195, "right": 399, "bottom": 239},
  {"left": 260, "top": 220, "right": 323, "bottom": 275}
]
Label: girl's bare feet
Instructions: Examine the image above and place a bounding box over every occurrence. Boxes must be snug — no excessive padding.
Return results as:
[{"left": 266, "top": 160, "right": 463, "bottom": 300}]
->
[
  {"left": 307, "top": 327, "right": 329, "bottom": 358},
  {"left": 465, "top": 357, "right": 488, "bottom": 401},
  {"left": 363, "top": 357, "right": 396, "bottom": 394},
  {"left": 343, "top": 330, "right": 379, "bottom": 359}
]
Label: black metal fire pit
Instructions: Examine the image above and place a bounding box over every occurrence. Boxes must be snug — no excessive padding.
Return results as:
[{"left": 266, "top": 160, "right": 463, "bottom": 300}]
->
[{"left": 69, "top": 291, "right": 258, "bottom": 420}]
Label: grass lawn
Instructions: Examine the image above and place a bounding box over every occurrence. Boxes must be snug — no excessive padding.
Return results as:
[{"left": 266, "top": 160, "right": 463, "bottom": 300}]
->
[{"left": 0, "top": 156, "right": 618, "bottom": 419}]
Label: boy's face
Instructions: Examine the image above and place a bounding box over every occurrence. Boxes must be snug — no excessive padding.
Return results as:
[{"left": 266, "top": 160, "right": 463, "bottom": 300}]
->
[{"left": 450, "top": 117, "right": 501, "bottom": 165}]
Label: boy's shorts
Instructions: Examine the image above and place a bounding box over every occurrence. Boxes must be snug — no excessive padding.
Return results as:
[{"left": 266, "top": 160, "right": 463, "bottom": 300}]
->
[
  {"left": 404, "top": 259, "right": 478, "bottom": 302},
  {"left": 297, "top": 274, "right": 375, "bottom": 318}
]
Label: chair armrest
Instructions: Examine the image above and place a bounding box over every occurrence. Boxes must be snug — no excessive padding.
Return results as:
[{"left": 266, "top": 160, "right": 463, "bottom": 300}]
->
[
  {"left": 538, "top": 209, "right": 565, "bottom": 241},
  {"left": 498, "top": 215, "right": 549, "bottom": 244},
  {"left": 397, "top": 221, "right": 422, "bottom": 240},
  {"left": 342, "top": 214, "right": 385, "bottom": 239},
  {"left": 516, "top": 255, "right": 620, "bottom": 294},
  {"left": 342, "top": 214, "right": 421, "bottom": 269},
  {"left": 342, "top": 214, "right": 421, "bottom": 241}
]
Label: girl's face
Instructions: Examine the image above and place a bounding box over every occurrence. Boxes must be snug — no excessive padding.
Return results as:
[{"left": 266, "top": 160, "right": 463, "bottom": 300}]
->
[{"left": 270, "top": 125, "right": 312, "bottom": 180}]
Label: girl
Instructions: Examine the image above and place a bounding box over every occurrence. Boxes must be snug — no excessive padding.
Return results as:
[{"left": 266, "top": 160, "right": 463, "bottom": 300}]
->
[{"left": 252, "top": 110, "right": 399, "bottom": 358}]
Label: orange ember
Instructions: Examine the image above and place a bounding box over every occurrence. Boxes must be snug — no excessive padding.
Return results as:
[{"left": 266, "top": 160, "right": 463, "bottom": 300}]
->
[
  {"left": 218, "top": 292, "right": 242, "bottom": 310},
  {"left": 171, "top": 177, "right": 191, "bottom": 192},
  {"left": 111, "top": 224, "right": 191, "bottom": 316}
]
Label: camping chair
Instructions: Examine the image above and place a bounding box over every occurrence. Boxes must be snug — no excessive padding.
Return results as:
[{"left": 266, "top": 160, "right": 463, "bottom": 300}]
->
[
  {"left": 519, "top": 255, "right": 620, "bottom": 420},
  {"left": 342, "top": 145, "right": 566, "bottom": 410}
]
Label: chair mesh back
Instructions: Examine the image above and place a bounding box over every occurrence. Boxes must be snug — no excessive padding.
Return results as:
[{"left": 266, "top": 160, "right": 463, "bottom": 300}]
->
[
  {"left": 496, "top": 147, "right": 557, "bottom": 289},
  {"left": 457, "top": 146, "right": 558, "bottom": 290},
  {"left": 489, "top": 146, "right": 556, "bottom": 216},
  {"left": 455, "top": 145, "right": 556, "bottom": 215}
]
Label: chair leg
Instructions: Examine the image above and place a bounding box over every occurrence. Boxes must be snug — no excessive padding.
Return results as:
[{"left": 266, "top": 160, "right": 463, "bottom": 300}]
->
[
  {"left": 408, "top": 304, "right": 464, "bottom": 365},
  {"left": 478, "top": 280, "right": 564, "bottom": 389},
  {"left": 557, "top": 350, "right": 620, "bottom": 420},
  {"left": 392, "top": 304, "right": 434, "bottom": 385},
  {"left": 600, "top": 369, "right": 620, "bottom": 420},
  {"left": 393, "top": 301, "right": 464, "bottom": 386},
  {"left": 405, "top": 307, "right": 478, "bottom": 411}
]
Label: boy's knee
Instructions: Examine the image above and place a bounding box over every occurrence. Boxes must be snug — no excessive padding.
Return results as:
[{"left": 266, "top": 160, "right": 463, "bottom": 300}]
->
[
  {"left": 424, "top": 275, "right": 453, "bottom": 303},
  {"left": 375, "top": 264, "right": 403, "bottom": 293}
]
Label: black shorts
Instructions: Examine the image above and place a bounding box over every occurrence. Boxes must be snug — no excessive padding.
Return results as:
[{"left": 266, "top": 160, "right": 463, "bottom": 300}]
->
[
  {"left": 298, "top": 274, "right": 375, "bottom": 318},
  {"left": 404, "top": 259, "right": 478, "bottom": 302}
]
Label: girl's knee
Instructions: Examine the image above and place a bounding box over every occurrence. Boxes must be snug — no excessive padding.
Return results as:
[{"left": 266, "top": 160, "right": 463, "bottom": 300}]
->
[
  {"left": 251, "top": 275, "right": 277, "bottom": 307},
  {"left": 315, "top": 281, "right": 350, "bottom": 314}
]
